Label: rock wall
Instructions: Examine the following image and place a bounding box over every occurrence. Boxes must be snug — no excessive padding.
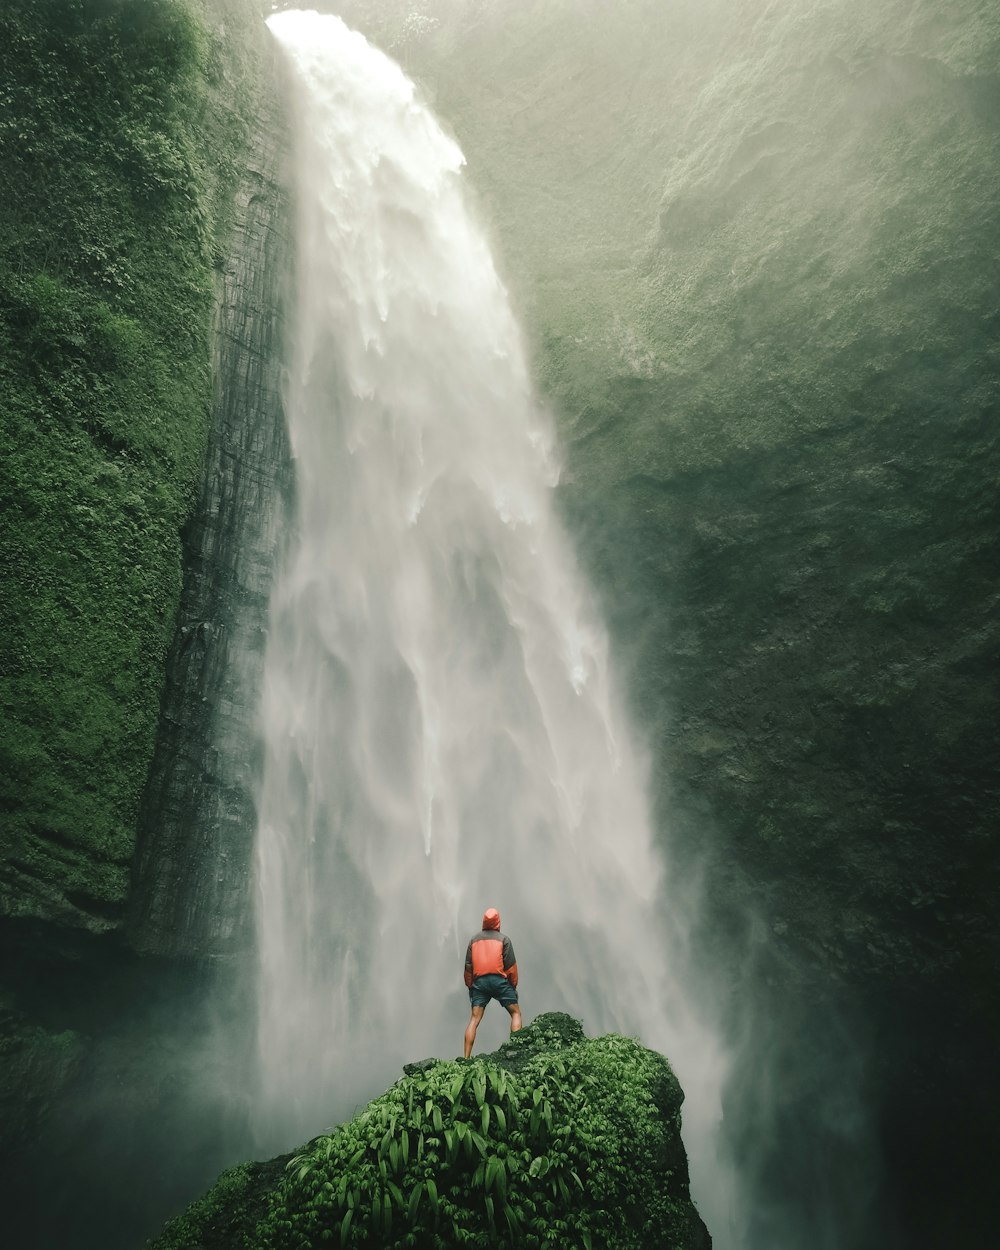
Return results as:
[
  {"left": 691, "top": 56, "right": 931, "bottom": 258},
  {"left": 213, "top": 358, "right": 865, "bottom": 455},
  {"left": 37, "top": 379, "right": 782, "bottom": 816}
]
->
[
  {"left": 128, "top": 25, "right": 292, "bottom": 960},
  {"left": 1, "top": 3, "right": 293, "bottom": 1246},
  {"left": 318, "top": 2, "right": 1000, "bottom": 1245}
]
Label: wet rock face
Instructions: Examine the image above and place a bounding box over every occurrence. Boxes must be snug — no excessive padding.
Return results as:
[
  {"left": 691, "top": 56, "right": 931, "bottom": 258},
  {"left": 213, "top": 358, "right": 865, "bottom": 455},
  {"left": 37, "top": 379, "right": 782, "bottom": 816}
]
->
[
  {"left": 1, "top": 6, "right": 294, "bottom": 1247},
  {"left": 329, "top": 0, "right": 1000, "bottom": 1244},
  {"left": 128, "top": 44, "right": 293, "bottom": 959}
]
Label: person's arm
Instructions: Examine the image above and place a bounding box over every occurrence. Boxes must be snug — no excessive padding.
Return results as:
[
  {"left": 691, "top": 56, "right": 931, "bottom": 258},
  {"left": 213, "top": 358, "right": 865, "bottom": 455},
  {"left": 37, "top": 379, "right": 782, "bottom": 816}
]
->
[
  {"left": 464, "top": 939, "right": 473, "bottom": 988},
  {"left": 503, "top": 936, "right": 518, "bottom": 988}
]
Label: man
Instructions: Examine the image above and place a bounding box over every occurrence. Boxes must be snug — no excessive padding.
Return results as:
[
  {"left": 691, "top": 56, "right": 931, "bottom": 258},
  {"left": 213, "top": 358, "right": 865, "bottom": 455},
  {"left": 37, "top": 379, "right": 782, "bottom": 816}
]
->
[{"left": 463, "top": 907, "right": 521, "bottom": 1057}]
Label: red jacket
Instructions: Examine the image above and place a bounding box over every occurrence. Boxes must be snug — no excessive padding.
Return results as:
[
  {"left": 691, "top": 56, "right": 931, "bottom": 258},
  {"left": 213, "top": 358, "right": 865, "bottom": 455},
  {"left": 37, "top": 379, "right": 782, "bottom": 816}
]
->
[{"left": 464, "top": 908, "right": 518, "bottom": 988}]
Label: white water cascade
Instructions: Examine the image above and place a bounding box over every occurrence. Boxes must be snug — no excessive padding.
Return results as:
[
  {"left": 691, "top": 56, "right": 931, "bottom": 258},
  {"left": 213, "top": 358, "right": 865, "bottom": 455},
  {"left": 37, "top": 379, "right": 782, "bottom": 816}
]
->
[{"left": 256, "top": 9, "right": 734, "bottom": 1240}]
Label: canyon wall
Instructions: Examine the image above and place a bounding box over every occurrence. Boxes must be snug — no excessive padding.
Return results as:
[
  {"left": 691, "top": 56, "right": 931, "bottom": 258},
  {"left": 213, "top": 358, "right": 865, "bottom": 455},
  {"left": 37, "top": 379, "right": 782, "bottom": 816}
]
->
[
  {"left": 331, "top": 2, "right": 999, "bottom": 1244},
  {"left": 0, "top": 3, "right": 291, "bottom": 1246}
]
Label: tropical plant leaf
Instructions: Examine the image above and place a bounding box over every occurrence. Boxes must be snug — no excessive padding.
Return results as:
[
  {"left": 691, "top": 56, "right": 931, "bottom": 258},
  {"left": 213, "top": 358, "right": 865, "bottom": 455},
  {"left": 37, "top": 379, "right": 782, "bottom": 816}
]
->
[{"left": 407, "top": 1181, "right": 424, "bottom": 1222}]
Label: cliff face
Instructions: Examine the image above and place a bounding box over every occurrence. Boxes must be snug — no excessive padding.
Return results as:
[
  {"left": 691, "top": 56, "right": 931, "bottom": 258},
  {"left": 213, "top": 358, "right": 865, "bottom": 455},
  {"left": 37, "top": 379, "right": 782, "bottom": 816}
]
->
[
  {"left": 320, "top": 1, "right": 1000, "bottom": 1244},
  {"left": 149, "top": 1014, "right": 711, "bottom": 1250},
  {"left": 0, "top": 3, "right": 291, "bottom": 1246},
  {"left": 0, "top": 0, "right": 219, "bottom": 936},
  {"left": 128, "top": 19, "right": 292, "bottom": 961},
  {"left": 0, "top": 0, "right": 291, "bottom": 946}
]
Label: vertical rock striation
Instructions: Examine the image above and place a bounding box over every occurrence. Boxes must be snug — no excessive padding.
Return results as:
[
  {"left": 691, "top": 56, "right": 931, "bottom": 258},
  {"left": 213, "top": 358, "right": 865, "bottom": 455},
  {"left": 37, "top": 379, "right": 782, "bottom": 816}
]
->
[{"left": 129, "top": 38, "right": 292, "bottom": 960}]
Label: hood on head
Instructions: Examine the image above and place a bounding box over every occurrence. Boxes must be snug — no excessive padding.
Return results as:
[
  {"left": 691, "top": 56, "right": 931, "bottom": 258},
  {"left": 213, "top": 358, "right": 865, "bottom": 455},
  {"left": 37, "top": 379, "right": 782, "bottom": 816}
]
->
[{"left": 482, "top": 908, "right": 500, "bottom": 931}]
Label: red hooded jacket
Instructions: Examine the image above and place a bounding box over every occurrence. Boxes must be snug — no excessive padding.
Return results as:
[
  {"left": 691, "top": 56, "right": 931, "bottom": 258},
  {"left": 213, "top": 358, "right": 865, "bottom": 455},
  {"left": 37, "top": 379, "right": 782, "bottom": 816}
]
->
[{"left": 464, "top": 908, "right": 518, "bottom": 988}]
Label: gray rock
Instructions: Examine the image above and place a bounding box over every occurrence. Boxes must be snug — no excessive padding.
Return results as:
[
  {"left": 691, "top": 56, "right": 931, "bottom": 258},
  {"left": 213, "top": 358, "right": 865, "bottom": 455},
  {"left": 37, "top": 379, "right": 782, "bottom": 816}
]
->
[{"left": 128, "top": 32, "right": 293, "bottom": 960}]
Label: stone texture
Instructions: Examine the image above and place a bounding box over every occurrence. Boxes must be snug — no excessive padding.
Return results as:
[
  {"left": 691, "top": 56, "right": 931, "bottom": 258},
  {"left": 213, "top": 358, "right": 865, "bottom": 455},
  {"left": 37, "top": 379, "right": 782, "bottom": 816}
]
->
[
  {"left": 128, "top": 34, "right": 293, "bottom": 959},
  {"left": 1, "top": 6, "right": 294, "bottom": 1248},
  {"left": 324, "top": 2, "right": 1000, "bottom": 1245}
]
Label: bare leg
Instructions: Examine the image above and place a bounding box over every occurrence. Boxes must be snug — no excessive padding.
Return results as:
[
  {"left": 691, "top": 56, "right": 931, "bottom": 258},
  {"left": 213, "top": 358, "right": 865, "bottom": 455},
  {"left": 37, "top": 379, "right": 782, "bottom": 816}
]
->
[
  {"left": 506, "top": 1002, "right": 522, "bottom": 1034},
  {"left": 464, "top": 1005, "right": 485, "bottom": 1058}
]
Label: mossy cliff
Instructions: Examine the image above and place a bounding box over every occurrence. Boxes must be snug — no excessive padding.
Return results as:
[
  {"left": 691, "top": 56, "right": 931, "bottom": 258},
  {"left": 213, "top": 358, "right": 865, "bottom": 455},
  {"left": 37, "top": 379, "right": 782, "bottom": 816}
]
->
[
  {"left": 148, "top": 1014, "right": 710, "bottom": 1250},
  {"left": 0, "top": 2, "right": 288, "bottom": 1246},
  {"left": 1, "top": 0, "right": 997, "bottom": 1246},
  {"left": 321, "top": 0, "right": 999, "bottom": 1243},
  {"left": 0, "top": 0, "right": 286, "bottom": 935}
]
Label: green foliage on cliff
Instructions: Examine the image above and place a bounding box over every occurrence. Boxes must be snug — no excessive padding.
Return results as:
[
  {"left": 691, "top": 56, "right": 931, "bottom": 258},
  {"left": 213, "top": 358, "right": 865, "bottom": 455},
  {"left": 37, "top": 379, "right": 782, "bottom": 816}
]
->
[
  {"left": 146, "top": 1161, "right": 283, "bottom": 1250},
  {"left": 149, "top": 1017, "right": 705, "bottom": 1250},
  {"left": 0, "top": 0, "right": 263, "bottom": 925}
]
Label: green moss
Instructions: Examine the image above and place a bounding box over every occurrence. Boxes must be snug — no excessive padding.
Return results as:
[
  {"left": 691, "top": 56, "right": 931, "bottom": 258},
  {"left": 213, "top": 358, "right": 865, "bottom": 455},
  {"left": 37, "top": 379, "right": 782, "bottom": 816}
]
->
[
  {"left": 0, "top": 0, "right": 265, "bottom": 923},
  {"left": 148, "top": 1016, "right": 705, "bottom": 1250}
]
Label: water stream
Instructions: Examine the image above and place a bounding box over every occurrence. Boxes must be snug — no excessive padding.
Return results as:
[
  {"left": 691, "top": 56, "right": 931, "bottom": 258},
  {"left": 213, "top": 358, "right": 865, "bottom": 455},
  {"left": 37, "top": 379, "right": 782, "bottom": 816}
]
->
[{"left": 256, "top": 9, "right": 733, "bottom": 1240}]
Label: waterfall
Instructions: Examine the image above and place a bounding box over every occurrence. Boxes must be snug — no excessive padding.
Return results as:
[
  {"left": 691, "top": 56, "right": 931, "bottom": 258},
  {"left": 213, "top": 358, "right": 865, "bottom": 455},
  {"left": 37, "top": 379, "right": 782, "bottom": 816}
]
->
[{"left": 256, "top": 9, "right": 734, "bottom": 1241}]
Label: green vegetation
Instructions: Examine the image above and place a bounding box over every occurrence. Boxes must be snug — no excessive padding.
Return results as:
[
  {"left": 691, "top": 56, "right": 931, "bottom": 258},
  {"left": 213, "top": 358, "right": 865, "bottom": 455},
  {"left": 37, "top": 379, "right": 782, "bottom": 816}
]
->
[
  {"left": 0, "top": 0, "right": 263, "bottom": 924},
  {"left": 146, "top": 1161, "right": 285, "bottom": 1250},
  {"left": 150, "top": 1016, "right": 704, "bottom": 1250}
]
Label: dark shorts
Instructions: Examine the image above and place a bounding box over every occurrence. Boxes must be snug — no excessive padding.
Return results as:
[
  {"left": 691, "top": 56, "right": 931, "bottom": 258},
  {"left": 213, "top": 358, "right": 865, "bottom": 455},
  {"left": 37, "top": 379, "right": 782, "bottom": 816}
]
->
[{"left": 469, "top": 973, "right": 518, "bottom": 1009}]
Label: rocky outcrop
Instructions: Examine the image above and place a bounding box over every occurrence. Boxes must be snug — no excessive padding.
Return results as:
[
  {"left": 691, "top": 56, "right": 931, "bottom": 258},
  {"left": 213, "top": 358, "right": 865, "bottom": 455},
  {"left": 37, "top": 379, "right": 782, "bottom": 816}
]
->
[{"left": 148, "top": 1013, "right": 711, "bottom": 1250}]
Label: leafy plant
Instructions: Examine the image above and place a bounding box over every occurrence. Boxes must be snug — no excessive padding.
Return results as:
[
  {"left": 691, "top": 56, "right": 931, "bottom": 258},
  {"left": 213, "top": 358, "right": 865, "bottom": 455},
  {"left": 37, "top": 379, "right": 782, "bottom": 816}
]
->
[{"left": 254, "top": 1025, "right": 699, "bottom": 1250}]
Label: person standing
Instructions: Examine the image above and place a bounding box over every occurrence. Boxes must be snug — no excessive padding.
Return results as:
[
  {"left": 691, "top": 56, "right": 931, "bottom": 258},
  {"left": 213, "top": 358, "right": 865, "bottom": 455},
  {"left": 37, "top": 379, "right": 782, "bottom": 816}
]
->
[{"left": 463, "top": 907, "right": 521, "bottom": 1057}]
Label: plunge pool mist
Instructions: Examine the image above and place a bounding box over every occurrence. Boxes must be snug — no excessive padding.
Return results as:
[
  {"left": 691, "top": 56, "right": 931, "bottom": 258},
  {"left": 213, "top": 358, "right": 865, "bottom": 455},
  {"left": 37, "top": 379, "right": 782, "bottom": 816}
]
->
[{"left": 255, "top": 9, "right": 733, "bottom": 1242}]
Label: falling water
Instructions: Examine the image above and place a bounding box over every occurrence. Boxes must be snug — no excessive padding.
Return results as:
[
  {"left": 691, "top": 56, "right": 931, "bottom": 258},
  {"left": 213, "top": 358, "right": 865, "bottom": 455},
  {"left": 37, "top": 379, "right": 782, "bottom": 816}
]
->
[{"left": 256, "top": 9, "right": 734, "bottom": 1241}]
